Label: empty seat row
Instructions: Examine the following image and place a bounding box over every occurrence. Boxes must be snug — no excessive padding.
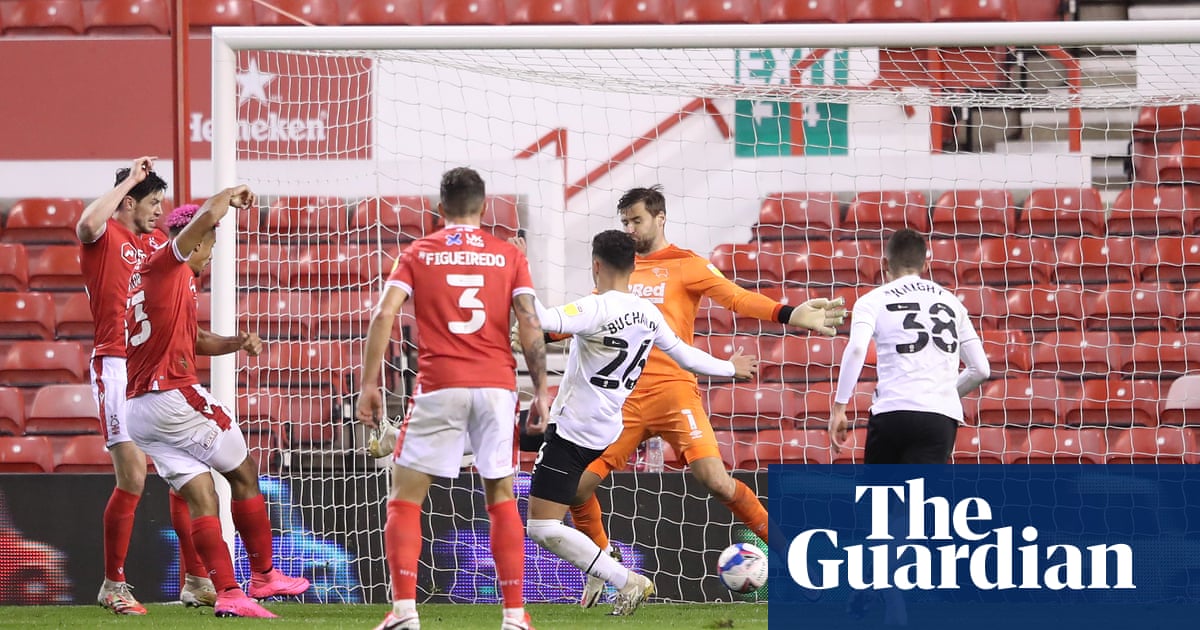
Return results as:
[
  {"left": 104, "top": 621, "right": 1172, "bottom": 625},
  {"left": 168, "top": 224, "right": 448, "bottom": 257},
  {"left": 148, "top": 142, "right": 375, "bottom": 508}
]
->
[
  {"left": 0, "top": 0, "right": 1062, "bottom": 35},
  {"left": 711, "top": 237, "right": 1200, "bottom": 288},
  {"left": 0, "top": 384, "right": 99, "bottom": 437},
  {"left": 244, "top": 195, "right": 520, "bottom": 243},
  {"left": 753, "top": 187, "right": 1200, "bottom": 242}
]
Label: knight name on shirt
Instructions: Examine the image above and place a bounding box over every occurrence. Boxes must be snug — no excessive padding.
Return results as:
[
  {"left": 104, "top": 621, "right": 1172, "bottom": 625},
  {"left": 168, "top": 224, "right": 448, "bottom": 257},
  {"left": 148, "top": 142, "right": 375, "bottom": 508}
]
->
[
  {"left": 884, "top": 281, "right": 946, "bottom": 299},
  {"left": 604, "top": 310, "right": 659, "bottom": 335},
  {"left": 418, "top": 251, "right": 507, "bottom": 267}
]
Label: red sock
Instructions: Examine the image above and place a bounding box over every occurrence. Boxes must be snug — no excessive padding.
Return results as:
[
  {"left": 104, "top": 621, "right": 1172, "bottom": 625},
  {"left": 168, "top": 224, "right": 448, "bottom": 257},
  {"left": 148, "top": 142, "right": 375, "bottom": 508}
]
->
[
  {"left": 103, "top": 488, "right": 140, "bottom": 582},
  {"left": 724, "top": 480, "right": 769, "bottom": 543},
  {"left": 231, "top": 494, "right": 274, "bottom": 574},
  {"left": 569, "top": 494, "right": 610, "bottom": 551},
  {"left": 487, "top": 499, "right": 524, "bottom": 608},
  {"left": 385, "top": 500, "right": 422, "bottom": 601},
  {"left": 192, "top": 515, "right": 237, "bottom": 592},
  {"left": 170, "top": 491, "right": 207, "bottom": 578}
]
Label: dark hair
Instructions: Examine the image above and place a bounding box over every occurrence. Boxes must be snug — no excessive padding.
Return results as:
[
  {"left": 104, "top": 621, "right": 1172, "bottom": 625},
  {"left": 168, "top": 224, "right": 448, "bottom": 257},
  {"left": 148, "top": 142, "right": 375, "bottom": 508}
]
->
[
  {"left": 114, "top": 167, "right": 168, "bottom": 203},
  {"left": 591, "top": 229, "right": 636, "bottom": 273},
  {"left": 617, "top": 185, "right": 666, "bottom": 217},
  {"left": 885, "top": 228, "right": 927, "bottom": 272},
  {"left": 439, "top": 167, "right": 486, "bottom": 219}
]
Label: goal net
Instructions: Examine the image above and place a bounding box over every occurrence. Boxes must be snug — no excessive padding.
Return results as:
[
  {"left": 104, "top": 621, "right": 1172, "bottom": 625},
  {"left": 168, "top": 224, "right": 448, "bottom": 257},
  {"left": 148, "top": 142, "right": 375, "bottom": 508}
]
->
[{"left": 208, "top": 22, "right": 1200, "bottom": 605}]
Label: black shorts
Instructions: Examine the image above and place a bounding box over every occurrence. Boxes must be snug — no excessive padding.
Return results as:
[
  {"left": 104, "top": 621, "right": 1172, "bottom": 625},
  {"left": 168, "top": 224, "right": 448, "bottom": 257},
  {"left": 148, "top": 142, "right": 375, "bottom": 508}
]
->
[
  {"left": 864, "top": 410, "right": 959, "bottom": 464},
  {"left": 529, "top": 424, "right": 607, "bottom": 505}
]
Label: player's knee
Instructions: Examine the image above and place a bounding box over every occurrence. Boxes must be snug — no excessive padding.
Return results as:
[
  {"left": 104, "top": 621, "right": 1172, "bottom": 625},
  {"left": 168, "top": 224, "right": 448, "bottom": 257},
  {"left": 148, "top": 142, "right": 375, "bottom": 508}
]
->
[{"left": 526, "top": 518, "right": 561, "bottom": 549}]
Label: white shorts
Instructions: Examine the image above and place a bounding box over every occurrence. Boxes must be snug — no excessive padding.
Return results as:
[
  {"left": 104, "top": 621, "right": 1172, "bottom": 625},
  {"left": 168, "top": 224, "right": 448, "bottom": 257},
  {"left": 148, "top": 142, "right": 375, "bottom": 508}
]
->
[
  {"left": 91, "top": 355, "right": 130, "bottom": 447},
  {"left": 395, "top": 387, "right": 518, "bottom": 480},
  {"left": 125, "top": 384, "right": 247, "bottom": 491}
]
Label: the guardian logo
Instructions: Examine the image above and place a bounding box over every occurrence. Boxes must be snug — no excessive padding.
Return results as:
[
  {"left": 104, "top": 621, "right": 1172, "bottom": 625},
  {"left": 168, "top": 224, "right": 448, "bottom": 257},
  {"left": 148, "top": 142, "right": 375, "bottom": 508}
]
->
[{"left": 787, "top": 478, "right": 1135, "bottom": 591}]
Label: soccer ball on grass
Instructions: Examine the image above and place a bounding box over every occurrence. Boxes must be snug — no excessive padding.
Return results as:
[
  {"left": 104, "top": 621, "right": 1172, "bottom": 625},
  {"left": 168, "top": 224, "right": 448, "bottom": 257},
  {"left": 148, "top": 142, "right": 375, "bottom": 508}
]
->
[{"left": 717, "top": 542, "right": 767, "bottom": 593}]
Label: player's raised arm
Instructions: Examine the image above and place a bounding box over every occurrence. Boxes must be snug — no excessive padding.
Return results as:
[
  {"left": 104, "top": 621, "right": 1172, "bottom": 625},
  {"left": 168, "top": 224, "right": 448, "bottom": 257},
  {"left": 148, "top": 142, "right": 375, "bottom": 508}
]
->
[
  {"left": 356, "top": 284, "right": 408, "bottom": 430},
  {"left": 76, "top": 156, "right": 156, "bottom": 243},
  {"left": 685, "top": 260, "right": 846, "bottom": 336},
  {"left": 196, "top": 329, "right": 263, "bottom": 357},
  {"left": 513, "top": 293, "right": 551, "bottom": 433},
  {"left": 173, "top": 185, "right": 256, "bottom": 257}
]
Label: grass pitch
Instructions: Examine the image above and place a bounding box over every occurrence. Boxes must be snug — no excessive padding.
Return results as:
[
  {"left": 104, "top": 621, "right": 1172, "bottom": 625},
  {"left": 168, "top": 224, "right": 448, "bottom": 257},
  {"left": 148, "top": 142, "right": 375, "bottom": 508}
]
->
[{"left": 0, "top": 602, "right": 768, "bottom": 629}]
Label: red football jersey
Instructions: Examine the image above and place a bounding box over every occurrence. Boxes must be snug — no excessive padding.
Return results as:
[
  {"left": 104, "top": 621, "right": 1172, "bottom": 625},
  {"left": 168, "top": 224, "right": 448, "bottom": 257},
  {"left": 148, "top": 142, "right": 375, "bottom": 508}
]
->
[
  {"left": 80, "top": 219, "right": 149, "bottom": 358},
  {"left": 126, "top": 241, "right": 200, "bottom": 398},
  {"left": 385, "top": 225, "right": 534, "bottom": 393}
]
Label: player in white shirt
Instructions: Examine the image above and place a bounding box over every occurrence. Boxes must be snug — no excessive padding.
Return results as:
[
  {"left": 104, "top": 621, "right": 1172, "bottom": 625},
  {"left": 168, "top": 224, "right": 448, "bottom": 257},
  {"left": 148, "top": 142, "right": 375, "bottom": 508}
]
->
[
  {"left": 829, "top": 229, "right": 990, "bottom": 463},
  {"left": 523, "top": 230, "right": 756, "bottom": 616}
]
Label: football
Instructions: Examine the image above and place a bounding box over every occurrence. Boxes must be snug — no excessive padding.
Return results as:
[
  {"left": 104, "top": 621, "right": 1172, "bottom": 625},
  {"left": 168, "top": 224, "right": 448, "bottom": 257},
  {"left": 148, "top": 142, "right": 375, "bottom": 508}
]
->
[{"left": 717, "top": 543, "right": 768, "bottom": 593}]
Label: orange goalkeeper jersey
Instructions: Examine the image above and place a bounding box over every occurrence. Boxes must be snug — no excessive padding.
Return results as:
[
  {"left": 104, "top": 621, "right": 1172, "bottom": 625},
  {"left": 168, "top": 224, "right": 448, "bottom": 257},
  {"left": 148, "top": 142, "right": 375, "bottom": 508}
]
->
[{"left": 628, "top": 244, "right": 784, "bottom": 390}]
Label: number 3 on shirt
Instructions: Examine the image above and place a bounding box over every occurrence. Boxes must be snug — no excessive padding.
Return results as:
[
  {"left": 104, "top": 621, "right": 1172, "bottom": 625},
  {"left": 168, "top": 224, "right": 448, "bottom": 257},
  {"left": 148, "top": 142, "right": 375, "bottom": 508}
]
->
[
  {"left": 446, "top": 274, "right": 486, "bottom": 335},
  {"left": 127, "top": 289, "right": 151, "bottom": 347}
]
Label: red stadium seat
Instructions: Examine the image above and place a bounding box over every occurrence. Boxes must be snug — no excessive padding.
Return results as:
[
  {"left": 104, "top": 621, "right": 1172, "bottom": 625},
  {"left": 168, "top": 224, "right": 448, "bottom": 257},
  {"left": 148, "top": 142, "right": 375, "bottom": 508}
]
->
[
  {"left": 1125, "top": 331, "right": 1200, "bottom": 378},
  {"left": 949, "top": 285, "right": 999, "bottom": 331},
  {"left": 86, "top": 0, "right": 170, "bottom": 33},
  {"left": 1011, "top": 0, "right": 1060, "bottom": 20},
  {"left": 1107, "top": 426, "right": 1194, "bottom": 464},
  {"left": 1108, "top": 186, "right": 1200, "bottom": 236},
  {"left": 1031, "top": 330, "right": 1128, "bottom": 380},
  {"left": 977, "top": 328, "right": 1032, "bottom": 376},
  {"left": 847, "top": 0, "right": 929, "bottom": 21},
  {"left": 312, "top": 291, "right": 378, "bottom": 339},
  {"left": 263, "top": 387, "right": 338, "bottom": 445},
  {"left": 975, "top": 377, "right": 1069, "bottom": 427},
  {"left": 923, "top": 238, "right": 968, "bottom": 286},
  {"left": 747, "top": 429, "right": 832, "bottom": 466},
  {"left": 237, "top": 387, "right": 277, "bottom": 433},
  {"left": 695, "top": 298, "right": 734, "bottom": 335},
  {"left": 425, "top": 0, "right": 506, "bottom": 24},
  {"left": 54, "top": 292, "right": 93, "bottom": 339},
  {"left": 709, "top": 242, "right": 786, "bottom": 287},
  {"left": 506, "top": 0, "right": 589, "bottom": 23},
  {"left": 0, "top": 436, "right": 54, "bottom": 472},
  {"left": 0, "top": 341, "right": 87, "bottom": 386},
  {"left": 0, "top": 244, "right": 29, "bottom": 291},
  {"left": 694, "top": 335, "right": 771, "bottom": 374},
  {"left": 282, "top": 244, "right": 382, "bottom": 290},
  {"left": 53, "top": 435, "right": 115, "bottom": 472},
  {"left": 237, "top": 292, "right": 314, "bottom": 340},
  {"left": 783, "top": 240, "right": 882, "bottom": 286},
  {"left": 26, "top": 384, "right": 99, "bottom": 435},
  {"left": 243, "top": 340, "right": 354, "bottom": 389},
  {"left": 351, "top": 196, "right": 431, "bottom": 242},
  {"left": 1018, "top": 187, "right": 1106, "bottom": 237},
  {"left": 952, "top": 427, "right": 1024, "bottom": 464},
  {"left": 483, "top": 195, "right": 520, "bottom": 240},
  {"left": 1184, "top": 288, "right": 1200, "bottom": 332},
  {"left": 27, "top": 245, "right": 84, "bottom": 291},
  {"left": 935, "top": 47, "right": 1009, "bottom": 90},
  {"left": 245, "top": 429, "right": 283, "bottom": 474},
  {"left": 955, "top": 237, "right": 1053, "bottom": 286},
  {"left": 343, "top": 0, "right": 422, "bottom": 24},
  {"left": 753, "top": 192, "right": 840, "bottom": 241},
  {"left": 256, "top": 196, "right": 345, "bottom": 239},
  {"left": 0, "top": 292, "right": 55, "bottom": 340},
  {"left": 792, "top": 380, "right": 874, "bottom": 428},
  {"left": 2, "top": 198, "right": 83, "bottom": 244},
  {"left": 760, "top": 0, "right": 845, "bottom": 22},
  {"left": 187, "top": 0, "right": 255, "bottom": 25},
  {"left": 1018, "top": 428, "right": 1107, "bottom": 464},
  {"left": 593, "top": 0, "right": 676, "bottom": 23},
  {"left": 1142, "top": 236, "right": 1200, "bottom": 284},
  {"left": 1084, "top": 284, "right": 1184, "bottom": 333},
  {"left": 0, "top": 388, "right": 26, "bottom": 436},
  {"left": 929, "top": 190, "right": 1013, "bottom": 238},
  {"left": 1162, "top": 375, "right": 1200, "bottom": 427},
  {"left": 1000, "top": 285, "right": 1085, "bottom": 332},
  {"left": 237, "top": 243, "right": 284, "bottom": 290},
  {"left": 706, "top": 383, "right": 796, "bottom": 431},
  {"left": 842, "top": 191, "right": 929, "bottom": 239},
  {"left": 762, "top": 336, "right": 872, "bottom": 383},
  {"left": 1063, "top": 379, "right": 1161, "bottom": 428},
  {"left": 254, "top": 0, "right": 339, "bottom": 24},
  {"left": 678, "top": 0, "right": 760, "bottom": 22},
  {"left": 1053, "top": 236, "right": 1146, "bottom": 286},
  {"left": 3, "top": 0, "right": 84, "bottom": 33},
  {"left": 831, "top": 427, "right": 867, "bottom": 464},
  {"left": 929, "top": 0, "right": 1007, "bottom": 20}
]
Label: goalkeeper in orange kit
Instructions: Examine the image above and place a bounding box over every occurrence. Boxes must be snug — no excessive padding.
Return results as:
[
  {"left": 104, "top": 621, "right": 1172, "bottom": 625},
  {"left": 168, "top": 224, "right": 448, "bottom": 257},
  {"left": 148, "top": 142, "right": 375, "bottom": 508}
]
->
[{"left": 568, "top": 185, "right": 846, "bottom": 608}]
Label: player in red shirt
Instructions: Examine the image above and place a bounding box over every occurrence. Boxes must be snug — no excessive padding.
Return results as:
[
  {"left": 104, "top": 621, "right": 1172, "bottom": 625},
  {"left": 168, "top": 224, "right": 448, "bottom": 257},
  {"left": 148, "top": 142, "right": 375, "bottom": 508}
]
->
[
  {"left": 124, "top": 189, "right": 309, "bottom": 619},
  {"left": 76, "top": 157, "right": 217, "bottom": 614},
  {"left": 357, "top": 167, "right": 552, "bottom": 630}
]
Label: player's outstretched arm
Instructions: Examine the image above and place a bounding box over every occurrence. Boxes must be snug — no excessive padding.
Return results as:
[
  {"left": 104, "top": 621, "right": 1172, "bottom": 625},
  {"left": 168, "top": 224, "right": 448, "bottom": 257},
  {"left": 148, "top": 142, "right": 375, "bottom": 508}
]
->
[
  {"left": 174, "top": 184, "right": 256, "bottom": 257},
  {"left": 690, "top": 259, "right": 846, "bottom": 334},
  {"left": 356, "top": 285, "right": 408, "bottom": 430},
  {"left": 196, "top": 329, "right": 263, "bottom": 357},
  {"left": 654, "top": 318, "right": 756, "bottom": 380},
  {"left": 76, "top": 155, "right": 156, "bottom": 244},
  {"left": 829, "top": 319, "right": 872, "bottom": 454},
  {"left": 513, "top": 293, "right": 551, "bottom": 434},
  {"left": 956, "top": 337, "right": 991, "bottom": 397}
]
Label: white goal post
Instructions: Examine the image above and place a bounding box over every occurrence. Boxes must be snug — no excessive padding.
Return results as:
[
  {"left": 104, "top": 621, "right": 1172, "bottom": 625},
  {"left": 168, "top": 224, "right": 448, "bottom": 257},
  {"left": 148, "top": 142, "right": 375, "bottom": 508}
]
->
[{"left": 208, "top": 21, "right": 1200, "bottom": 604}]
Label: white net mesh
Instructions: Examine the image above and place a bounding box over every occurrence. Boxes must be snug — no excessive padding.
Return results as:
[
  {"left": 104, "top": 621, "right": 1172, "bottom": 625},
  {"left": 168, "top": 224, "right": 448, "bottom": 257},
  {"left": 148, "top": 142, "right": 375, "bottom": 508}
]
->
[{"left": 222, "top": 31, "right": 1200, "bottom": 603}]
